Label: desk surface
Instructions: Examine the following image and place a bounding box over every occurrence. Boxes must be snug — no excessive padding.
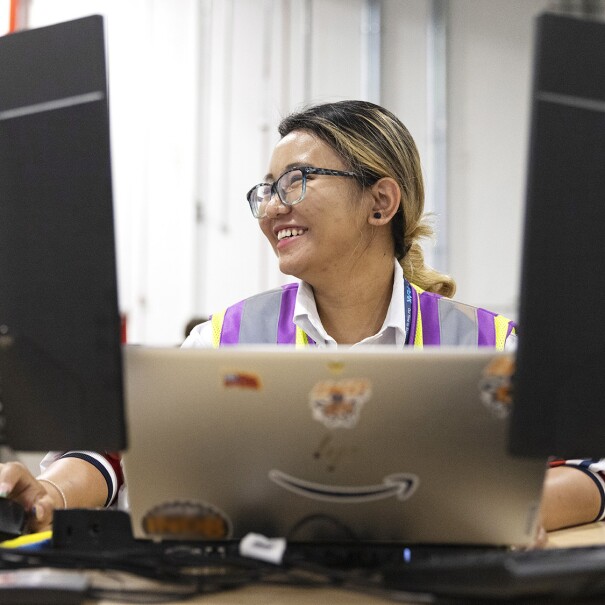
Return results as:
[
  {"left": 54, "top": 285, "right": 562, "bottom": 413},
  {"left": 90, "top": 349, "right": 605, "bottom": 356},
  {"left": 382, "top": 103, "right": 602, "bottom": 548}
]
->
[
  {"left": 92, "top": 582, "right": 398, "bottom": 605},
  {"left": 84, "top": 524, "right": 605, "bottom": 605},
  {"left": 547, "top": 521, "right": 605, "bottom": 548}
]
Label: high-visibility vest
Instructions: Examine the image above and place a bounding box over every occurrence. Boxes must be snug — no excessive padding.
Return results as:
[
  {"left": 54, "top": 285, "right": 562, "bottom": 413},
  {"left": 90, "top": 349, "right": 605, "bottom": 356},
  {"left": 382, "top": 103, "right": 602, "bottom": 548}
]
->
[{"left": 210, "top": 280, "right": 516, "bottom": 350}]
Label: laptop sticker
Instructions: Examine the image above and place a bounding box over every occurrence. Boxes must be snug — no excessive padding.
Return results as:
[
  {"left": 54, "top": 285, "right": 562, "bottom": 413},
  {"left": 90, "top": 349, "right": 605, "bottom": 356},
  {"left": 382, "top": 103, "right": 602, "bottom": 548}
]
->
[
  {"left": 222, "top": 371, "right": 262, "bottom": 390},
  {"left": 326, "top": 361, "right": 345, "bottom": 374},
  {"left": 313, "top": 434, "right": 359, "bottom": 472},
  {"left": 142, "top": 501, "right": 232, "bottom": 539},
  {"left": 269, "top": 469, "right": 419, "bottom": 503},
  {"left": 309, "top": 378, "right": 372, "bottom": 429},
  {"left": 479, "top": 355, "right": 515, "bottom": 418}
]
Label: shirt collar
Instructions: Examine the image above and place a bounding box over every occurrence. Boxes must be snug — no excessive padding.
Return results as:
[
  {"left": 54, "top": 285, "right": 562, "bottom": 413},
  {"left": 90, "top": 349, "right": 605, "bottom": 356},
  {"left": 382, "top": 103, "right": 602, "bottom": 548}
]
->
[{"left": 293, "top": 260, "right": 408, "bottom": 346}]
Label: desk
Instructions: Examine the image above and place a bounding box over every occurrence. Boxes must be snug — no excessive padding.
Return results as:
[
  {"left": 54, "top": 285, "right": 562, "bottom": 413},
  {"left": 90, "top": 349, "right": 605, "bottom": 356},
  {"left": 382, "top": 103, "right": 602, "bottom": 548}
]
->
[
  {"left": 83, "top": 524, "right": 605, "bottom": 605},
  {"left": 547, "top": 521, "right": 605, "bottom": 548},
  {"left": 91, "top": 581, "right": 399, "bottom": 605}
]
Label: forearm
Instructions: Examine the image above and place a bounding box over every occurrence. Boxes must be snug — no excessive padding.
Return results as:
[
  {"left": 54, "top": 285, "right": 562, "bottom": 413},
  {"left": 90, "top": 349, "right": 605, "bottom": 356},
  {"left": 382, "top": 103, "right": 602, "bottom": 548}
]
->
[
  {"left": 541, "top": 465, "right": 603, "bottom": 531},
  {"left": 37, "top": 457, "right": 108, "bottom": 510},
  {"left": 0, "top": 455, "right": 112, "bottom": 533}
]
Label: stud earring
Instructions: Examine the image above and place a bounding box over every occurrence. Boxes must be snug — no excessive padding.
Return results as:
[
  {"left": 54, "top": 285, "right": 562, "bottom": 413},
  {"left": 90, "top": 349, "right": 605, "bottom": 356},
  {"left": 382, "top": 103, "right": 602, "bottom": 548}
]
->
[{"left": 373, "top": 212, "right": 382, "bottom": 219}]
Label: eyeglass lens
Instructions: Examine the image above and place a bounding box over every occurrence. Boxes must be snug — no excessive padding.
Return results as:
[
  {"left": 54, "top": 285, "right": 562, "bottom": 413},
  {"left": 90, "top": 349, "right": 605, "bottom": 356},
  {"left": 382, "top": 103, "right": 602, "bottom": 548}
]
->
[{"left": 250, "top": 169, "right": 306, "bottom": 218}]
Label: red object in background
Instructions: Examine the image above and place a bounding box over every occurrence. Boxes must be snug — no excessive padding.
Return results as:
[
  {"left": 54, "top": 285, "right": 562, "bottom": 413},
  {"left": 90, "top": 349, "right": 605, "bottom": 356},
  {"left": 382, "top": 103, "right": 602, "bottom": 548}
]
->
[
  {"left": 120, "top": 313, "right": 127, "bottom": 344},
  {"left": 9, "top": 0, "right": 19, "bottom": 33}
]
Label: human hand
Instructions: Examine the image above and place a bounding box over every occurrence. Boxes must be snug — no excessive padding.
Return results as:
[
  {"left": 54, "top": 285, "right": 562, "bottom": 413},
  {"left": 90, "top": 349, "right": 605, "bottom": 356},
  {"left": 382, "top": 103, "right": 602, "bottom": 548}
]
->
[
  {"left": 532, "top": 524, "right": 548, "bottom": 549},
  {"left": 0, "top": 461, "right": 58, "bottom": 533}
]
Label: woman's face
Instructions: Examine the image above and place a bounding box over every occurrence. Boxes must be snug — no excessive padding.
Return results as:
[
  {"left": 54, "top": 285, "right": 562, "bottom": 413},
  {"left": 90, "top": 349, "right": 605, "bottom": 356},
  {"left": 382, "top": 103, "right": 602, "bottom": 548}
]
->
[{"left": 259, "top": 130, "right": 373, "bottom": 285}]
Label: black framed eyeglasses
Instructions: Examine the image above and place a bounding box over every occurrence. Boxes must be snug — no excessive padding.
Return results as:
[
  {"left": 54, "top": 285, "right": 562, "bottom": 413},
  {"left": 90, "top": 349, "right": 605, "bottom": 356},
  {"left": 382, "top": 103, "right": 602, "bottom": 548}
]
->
[{"left": 246, "top": 166, "right": 359, "bottom": 219}]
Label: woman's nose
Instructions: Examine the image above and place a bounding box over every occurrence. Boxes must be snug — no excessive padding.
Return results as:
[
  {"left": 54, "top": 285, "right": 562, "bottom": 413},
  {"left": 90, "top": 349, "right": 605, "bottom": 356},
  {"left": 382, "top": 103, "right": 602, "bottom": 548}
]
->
[{"left": 263, "top": 194, "right": 291, "bottom": 219}]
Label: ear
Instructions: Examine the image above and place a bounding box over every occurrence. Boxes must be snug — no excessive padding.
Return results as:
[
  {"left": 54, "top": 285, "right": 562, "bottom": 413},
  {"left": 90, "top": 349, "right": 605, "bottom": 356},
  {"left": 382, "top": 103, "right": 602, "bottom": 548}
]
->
[{"left": 367, "top": 177, "right": 401, "bottom": 225}]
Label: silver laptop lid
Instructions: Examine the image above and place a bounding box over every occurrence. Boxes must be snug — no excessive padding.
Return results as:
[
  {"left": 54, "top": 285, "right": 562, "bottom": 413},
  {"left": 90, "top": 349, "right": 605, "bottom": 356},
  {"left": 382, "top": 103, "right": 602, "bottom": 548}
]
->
[{"left": 122, "top": 346, "right": 546, "bottom": 546}]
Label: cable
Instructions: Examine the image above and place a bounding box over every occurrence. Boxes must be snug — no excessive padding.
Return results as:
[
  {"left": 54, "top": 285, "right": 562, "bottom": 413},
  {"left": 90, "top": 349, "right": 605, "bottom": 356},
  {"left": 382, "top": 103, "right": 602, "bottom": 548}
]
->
[{"left": 0, "top": 539, "right": 436, "bottom": 602}]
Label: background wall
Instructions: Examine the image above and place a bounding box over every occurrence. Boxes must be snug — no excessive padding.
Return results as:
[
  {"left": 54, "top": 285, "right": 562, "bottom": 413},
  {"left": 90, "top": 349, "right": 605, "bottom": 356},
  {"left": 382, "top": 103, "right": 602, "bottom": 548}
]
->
[
  {"left": 0, "top": 0, "right": 8, "bottom": 32},
  {"left": 20, "top": 0, "right": 556, "bottom": 344}
]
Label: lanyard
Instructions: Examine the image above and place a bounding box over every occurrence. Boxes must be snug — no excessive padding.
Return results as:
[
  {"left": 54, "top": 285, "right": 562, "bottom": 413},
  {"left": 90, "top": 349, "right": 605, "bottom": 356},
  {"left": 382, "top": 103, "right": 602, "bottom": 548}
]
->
[{"left": 404, "top": 280, "right": 412, "bottom": 345}]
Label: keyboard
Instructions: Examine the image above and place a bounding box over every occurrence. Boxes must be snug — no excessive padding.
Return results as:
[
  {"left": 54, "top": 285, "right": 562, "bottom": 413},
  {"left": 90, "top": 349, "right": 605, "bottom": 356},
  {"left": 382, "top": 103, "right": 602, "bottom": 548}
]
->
[{"left": 382, "top": 544, "right": 605, "bottom": 601}]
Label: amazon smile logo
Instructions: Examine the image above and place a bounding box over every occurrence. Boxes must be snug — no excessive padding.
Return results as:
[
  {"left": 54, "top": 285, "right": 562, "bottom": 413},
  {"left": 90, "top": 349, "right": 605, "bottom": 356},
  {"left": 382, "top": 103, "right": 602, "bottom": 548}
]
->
[{"left": 269, "top": 469, "right": 419, "bottom": 503}]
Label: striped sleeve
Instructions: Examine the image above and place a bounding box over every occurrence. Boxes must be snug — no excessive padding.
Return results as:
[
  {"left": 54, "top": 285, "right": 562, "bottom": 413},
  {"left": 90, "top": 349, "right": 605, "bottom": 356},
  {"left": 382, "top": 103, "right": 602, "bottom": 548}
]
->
[
  {"left": 550, "top": 458, "right": 605, "bottom": 522},
  {"left": 40, "top": 450, "right": 123, "bottom": 507}
]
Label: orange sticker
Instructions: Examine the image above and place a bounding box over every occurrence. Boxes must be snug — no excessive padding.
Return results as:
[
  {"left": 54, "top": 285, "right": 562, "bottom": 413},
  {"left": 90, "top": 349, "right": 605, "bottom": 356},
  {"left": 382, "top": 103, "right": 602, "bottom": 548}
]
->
[
  {"left": 309, "top": 378, "right": 372, "bottom": 429},
  {"left": 222, "top": 371, "right": 261, "bottom": 390},
  {"left": 142, "top": 501, "right": 231, "bottom": 539},
  {"left": 479, "top": 355, "right": 515, "bottom": 418}
]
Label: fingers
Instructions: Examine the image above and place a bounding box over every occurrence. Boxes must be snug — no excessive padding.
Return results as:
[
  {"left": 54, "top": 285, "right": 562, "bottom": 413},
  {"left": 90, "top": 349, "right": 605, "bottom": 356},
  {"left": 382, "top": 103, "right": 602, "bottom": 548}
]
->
[
  {"left": 26, "top": 494, "right": 55, "bottom": 533},
  {"left": 533, "top": 525, "right": 549, "bottom": 549},
  {"left": 0, "top": 462, "right": 54, "bottom": 532},
  {"left": 0, "top": 461, "right": 31, "bottom": 499},
  {"left": 0, "top": 461, "right": 43, "bottom": 502}
]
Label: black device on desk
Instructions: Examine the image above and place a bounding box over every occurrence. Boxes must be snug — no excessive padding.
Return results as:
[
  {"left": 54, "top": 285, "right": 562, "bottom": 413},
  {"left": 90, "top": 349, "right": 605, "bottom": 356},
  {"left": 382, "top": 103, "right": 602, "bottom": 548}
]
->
[
  {"left": 0, "top": 16, "right": 126, "bottom": 602},
  {"left": 0, "top": 15, "right": 125, "bottom": 453},
  {"left": 0, "top": 14, "right": 125, "bottom": 552},
  {"left": 509, "top": 11, "right": 605, "bottom": 460},
  {"left": 0, "top": 499, "right": 25, "bottom": 542}
]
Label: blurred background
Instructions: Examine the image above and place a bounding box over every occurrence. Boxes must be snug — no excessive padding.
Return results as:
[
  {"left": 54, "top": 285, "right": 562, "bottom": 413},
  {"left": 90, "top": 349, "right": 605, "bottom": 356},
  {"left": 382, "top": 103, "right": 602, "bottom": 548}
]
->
[{"left": 3, "top": 0, "right": 604, "bottom": 346}]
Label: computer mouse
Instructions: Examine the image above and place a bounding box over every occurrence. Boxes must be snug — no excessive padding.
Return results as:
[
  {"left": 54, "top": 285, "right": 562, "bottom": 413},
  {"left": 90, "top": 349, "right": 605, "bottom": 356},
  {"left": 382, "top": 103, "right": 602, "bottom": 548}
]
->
[{"left": 0, "top": 497, "right": 26, "bottom": 542}]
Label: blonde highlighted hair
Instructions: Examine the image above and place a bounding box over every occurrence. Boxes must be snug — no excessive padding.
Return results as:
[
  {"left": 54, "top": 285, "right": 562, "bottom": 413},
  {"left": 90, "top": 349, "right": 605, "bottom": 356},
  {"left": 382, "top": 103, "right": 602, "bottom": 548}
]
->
[{"left": 278, "top": 100, "right": 455, "bottom": 297}]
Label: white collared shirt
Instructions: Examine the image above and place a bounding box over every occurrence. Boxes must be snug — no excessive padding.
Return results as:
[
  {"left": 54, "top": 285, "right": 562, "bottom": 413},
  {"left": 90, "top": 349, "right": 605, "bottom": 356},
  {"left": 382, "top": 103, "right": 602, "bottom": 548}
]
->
[{"left": 293, "top": 260, "right": 407, "bottom": 347}]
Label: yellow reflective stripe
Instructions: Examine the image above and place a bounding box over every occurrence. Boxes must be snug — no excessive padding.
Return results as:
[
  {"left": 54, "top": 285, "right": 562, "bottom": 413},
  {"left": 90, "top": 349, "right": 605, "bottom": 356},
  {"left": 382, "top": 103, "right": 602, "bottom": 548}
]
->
[
  {"left": 295, "top": 326, "right": 310, "bottom": 347},
  {"left": 494, "top": 314, "right": 513, "bottom": 351},
  {"left": 211, "top": 310, "right": 226, "bottom": 349},
  {"left": 410, "top": 283, "right": 424, "bottom": 348}
]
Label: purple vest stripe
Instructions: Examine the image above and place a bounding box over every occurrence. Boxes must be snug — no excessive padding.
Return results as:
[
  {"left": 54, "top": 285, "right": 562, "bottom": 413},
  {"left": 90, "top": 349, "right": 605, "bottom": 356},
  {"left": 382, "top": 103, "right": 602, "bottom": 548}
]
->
[
  {"left": 418, "top": 291, "right": 441, "bottom": 345},
  {"left": 277, "top": 284, "right": 299, "bottom": 344},
  {"left": 506, "top": 322, "right": 515, "bottom": 339},
  {"left": 220, "top": 299, "right": 245, "bottom": 345},
  {"left": 476, "top": 308, "right": 497, "bottom": 347}
]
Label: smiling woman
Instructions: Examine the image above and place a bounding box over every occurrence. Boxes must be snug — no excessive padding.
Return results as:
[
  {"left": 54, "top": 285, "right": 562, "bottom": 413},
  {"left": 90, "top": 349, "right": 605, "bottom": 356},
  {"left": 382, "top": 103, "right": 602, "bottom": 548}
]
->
[
  {"left": 184, "top": 99, "right": 514, "bottom": 350},
  {"left": 15, "top": 1, "right": 551, "bottom": 346}
]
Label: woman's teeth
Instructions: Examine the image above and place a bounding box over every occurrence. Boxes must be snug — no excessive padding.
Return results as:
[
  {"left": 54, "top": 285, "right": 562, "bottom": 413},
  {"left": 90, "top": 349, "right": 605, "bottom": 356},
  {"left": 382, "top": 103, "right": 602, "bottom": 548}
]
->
[{"left": 277, "top": 228, "right": 305, "bottom": 240}]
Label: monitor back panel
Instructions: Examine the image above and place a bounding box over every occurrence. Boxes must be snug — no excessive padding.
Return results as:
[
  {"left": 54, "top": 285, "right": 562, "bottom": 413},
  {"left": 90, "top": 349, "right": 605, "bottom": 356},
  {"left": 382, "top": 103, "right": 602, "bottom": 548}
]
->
[
  {"left": 0, "top": 16, "right": 125, "bottom": 450},
  {"left": 511, "top": 13, "right": 605, "bottom": 458}
]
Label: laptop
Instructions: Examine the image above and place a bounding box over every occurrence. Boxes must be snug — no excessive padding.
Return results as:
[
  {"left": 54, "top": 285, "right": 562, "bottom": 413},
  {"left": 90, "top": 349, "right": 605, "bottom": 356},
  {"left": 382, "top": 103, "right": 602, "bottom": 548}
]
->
[{"left": 122, "top": 345, "right": 547, "bottom": 547}]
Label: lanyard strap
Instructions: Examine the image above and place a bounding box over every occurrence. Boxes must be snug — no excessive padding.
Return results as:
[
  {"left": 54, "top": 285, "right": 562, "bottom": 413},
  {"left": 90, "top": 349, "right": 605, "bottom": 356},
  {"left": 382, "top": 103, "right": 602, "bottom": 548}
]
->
[{"left": 404, "top": 280, "right": 412, "bottom": 345}]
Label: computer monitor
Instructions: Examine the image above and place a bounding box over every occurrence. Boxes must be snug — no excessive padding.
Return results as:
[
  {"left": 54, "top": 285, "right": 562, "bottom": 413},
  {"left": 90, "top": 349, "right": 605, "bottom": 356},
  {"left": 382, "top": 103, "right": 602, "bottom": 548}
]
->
[
  {"left": 510, "top": 12, "right": 605, "bottom": 458},
  {"left": 0, "top": 16, "right": 126, "bottom": 452}
]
